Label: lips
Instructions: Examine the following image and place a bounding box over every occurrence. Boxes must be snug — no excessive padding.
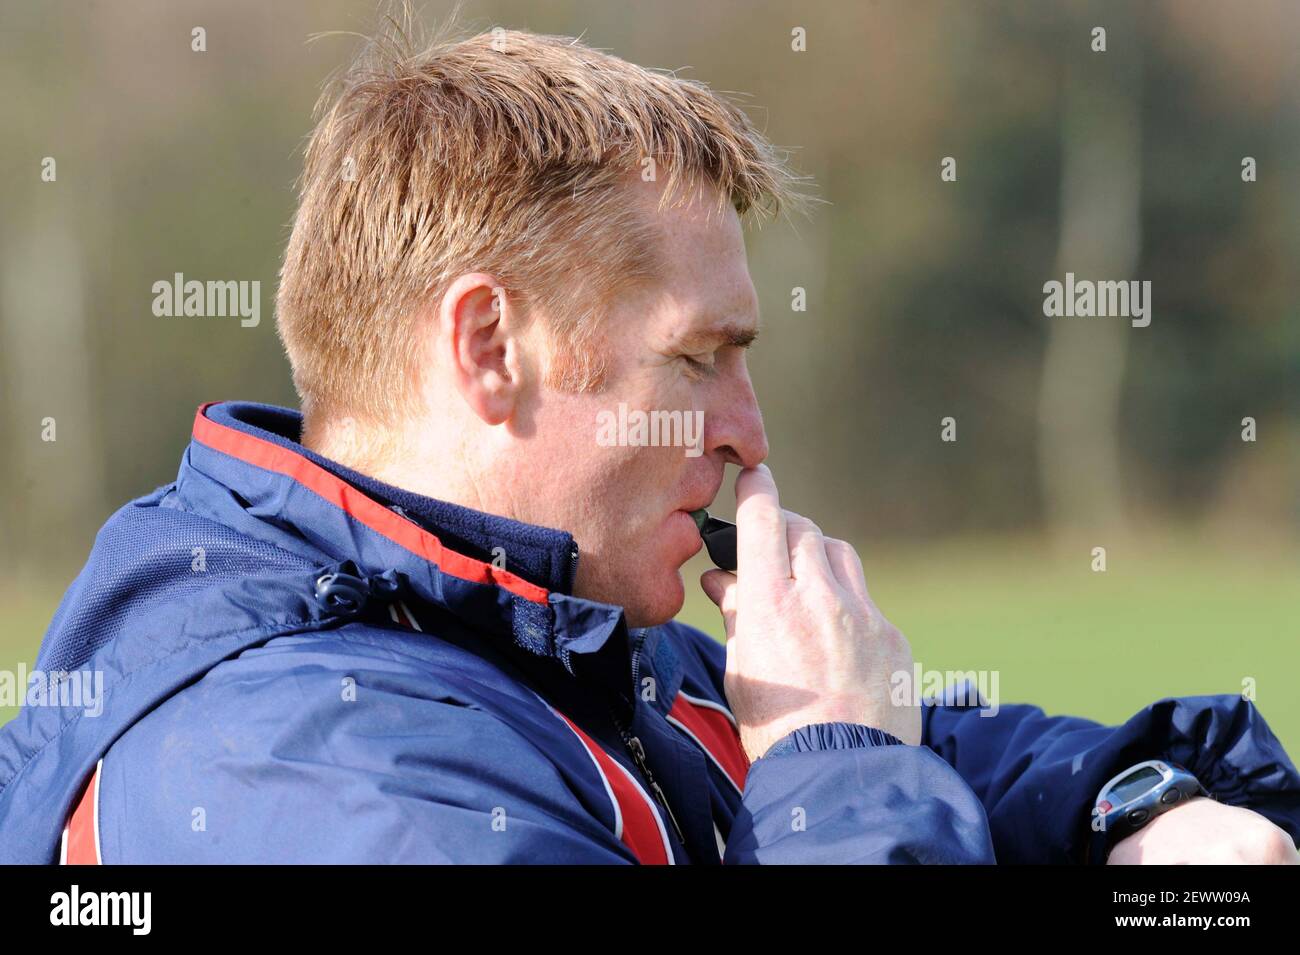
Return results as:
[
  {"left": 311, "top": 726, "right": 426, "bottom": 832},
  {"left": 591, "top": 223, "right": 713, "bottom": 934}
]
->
[{"left": 678, "top": 485, "right": 722, "bottom": 516}]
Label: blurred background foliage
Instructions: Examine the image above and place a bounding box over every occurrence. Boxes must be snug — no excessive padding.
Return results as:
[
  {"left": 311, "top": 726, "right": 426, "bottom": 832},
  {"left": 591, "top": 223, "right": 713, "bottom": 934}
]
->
[{"left": 1, "top": 1, "right": 1296, "bottom": 751}]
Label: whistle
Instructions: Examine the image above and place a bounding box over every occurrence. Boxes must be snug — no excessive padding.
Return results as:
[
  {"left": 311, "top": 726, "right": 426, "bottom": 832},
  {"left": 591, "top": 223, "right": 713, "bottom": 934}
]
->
[{"left": 688, "top": 509, "right": 737, "bottom": 572}]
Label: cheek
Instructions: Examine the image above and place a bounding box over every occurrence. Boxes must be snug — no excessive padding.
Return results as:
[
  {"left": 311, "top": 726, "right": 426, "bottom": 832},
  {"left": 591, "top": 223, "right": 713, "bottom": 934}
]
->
[
  {"left": 601, "top": 445, "right": 685, "bottom": 506},
  {"left": 568, "top": 445, "right": 690, "bottom": 551},
  {"left": 617, "top": 379, "right": 700, "bottom": 505},
  {"left": 533, "top": 371, "right": 697, "bottom": 520},
  {"left": 530, "top": 403, "right": 652, "bottom": 500},
  {"left": 626, "top": 445, "right": 688, "bottom": 499}
]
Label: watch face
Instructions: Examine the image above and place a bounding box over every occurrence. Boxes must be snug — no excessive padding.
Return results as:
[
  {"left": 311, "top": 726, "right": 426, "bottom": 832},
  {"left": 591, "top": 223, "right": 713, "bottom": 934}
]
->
[{"left": 1107, "top": 765, "right": 1163, "bottom": 805}]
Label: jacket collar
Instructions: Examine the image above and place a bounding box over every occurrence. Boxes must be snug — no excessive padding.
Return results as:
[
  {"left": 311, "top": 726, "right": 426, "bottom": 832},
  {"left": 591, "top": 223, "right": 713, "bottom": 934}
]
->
[{"left": 183, "top": 401, "right": 624, "bottom": 668}]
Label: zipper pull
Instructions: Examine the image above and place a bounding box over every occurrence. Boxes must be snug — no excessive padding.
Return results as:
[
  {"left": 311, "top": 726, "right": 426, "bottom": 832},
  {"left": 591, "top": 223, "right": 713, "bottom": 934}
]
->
[{"left": 626, "top": 734, "right": 686, "bottom": 846}]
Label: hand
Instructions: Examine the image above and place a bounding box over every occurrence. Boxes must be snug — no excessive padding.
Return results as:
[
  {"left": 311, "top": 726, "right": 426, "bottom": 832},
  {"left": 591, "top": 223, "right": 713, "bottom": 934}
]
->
[
  {"left": 699, "top": 464, "right": 920, "bottom": 761},
  {"left": 1107, "top": 797, "right": 1300, "bottom": 864}
]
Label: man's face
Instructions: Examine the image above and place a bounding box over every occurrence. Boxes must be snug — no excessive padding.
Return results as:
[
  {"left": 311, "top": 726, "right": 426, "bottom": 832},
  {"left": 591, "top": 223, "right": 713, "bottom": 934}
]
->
[{"left": 512, "top": 180, "right": 769, "bottom": 626}]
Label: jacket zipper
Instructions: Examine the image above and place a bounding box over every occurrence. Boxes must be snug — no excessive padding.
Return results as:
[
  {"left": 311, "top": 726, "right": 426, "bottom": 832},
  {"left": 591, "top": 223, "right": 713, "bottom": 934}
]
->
[
  {"left": 566, "top": 543, "right": 580, "bottom": 593},
  {"left": 619, "top": 628, "right": 685, "bottom": 844},
  {"left": 605, "top": 695, "right": 687, "bottom": 847},
  {"left": 567, "top": 542, "right": 684, "bottom": 849}
]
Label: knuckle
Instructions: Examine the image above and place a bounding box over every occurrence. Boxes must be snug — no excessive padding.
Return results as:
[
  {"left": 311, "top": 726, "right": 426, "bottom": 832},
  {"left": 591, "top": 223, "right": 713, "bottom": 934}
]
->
[
  {"left": 750, "top": 508, "right": 784, "bottom": 537},
  {"left": 879, "top": 621, "right": 910, "bottom": 656},
  {"left": 1253, "top": 823, "right": 1295, "bottom": 861},
  {"left": 784, "top": 511, "right": 822, "bottom": 537},
  {"left": 829, "top": 538, "right": 867, "bottom": 573}
]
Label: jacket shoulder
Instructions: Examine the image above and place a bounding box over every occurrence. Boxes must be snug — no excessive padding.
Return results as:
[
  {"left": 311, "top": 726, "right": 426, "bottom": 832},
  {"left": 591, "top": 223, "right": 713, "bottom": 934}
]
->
[{"left": 95, "top": 623, "right": 630, "bottom": 862}]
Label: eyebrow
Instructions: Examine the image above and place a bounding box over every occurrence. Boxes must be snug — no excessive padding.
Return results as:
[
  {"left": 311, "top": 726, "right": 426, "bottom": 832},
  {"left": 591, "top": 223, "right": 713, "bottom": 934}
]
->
[{"left": 677, "top": 322, "right": 760, "bottom": 351}]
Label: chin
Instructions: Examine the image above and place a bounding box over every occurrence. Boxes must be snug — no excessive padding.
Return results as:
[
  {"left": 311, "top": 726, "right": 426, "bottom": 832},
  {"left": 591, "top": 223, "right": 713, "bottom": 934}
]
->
[{"left": 618, "top": 567, "right": 686, "bottom": 629}]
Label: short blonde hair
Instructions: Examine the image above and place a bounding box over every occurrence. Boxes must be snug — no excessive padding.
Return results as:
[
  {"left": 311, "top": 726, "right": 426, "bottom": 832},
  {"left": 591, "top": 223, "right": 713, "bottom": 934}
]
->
[{"left": 276, "top": 20, "right": 801, "bottom": 424}]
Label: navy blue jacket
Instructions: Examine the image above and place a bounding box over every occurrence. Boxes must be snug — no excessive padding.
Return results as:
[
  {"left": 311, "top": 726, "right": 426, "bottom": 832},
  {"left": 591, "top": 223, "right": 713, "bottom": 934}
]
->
[{"left": 1, "top": 401, "right": 1296, "bottom": 863}]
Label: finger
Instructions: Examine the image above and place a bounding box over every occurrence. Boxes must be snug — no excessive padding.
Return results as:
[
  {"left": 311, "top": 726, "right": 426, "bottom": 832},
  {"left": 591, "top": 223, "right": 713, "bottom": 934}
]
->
[
  {"left": 785, "top": 511, "right": 833, "bottom": 581},
  {"left": 824, "top": 537, "right": 871, "bottom": 603},
  {"left": 735, "top": 464, "right": 789, "bottom": 578},
  {"left": 700, "top": 569, "right": 738, "bottom": 639}
]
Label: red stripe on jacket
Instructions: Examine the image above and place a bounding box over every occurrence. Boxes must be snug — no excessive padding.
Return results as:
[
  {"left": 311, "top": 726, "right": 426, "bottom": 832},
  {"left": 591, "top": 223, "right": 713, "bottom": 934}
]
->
[
  {"left": 191, "top": 404, "right": 550, "bottom": 606},
  {"left": 62, "top": 760, "right": 102, "bottom": 865},
  {"left": 668, "top": 691, "right": 749, "bottom": 793}
]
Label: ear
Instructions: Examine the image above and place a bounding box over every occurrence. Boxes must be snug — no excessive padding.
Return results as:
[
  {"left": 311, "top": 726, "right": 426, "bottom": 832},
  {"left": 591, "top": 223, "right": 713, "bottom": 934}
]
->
[{"left": 438, "top": 273, "right": 525, "bottom": 426}]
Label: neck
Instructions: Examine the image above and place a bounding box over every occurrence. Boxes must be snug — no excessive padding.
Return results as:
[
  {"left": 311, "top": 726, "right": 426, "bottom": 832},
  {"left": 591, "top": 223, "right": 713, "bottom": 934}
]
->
[{"left": 304, "top": 412, "right": 495, "bottom": 518}]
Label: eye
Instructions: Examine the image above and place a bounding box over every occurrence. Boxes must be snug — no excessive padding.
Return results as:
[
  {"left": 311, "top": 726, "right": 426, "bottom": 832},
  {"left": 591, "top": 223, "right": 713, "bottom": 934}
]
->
[{"left": 680, "top": 352, "right": 716, "bottom": 376}]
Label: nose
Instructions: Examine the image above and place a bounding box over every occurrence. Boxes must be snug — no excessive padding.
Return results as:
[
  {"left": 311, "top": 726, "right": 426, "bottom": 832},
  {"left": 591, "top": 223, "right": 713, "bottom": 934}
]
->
[{"left": 707, "top": 366, "right": 768, "bottom": 468}]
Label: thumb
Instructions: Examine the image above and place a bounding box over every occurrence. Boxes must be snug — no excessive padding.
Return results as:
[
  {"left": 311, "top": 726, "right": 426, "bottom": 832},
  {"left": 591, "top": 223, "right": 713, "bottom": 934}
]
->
[{"left": 699, "top": 569, "right": 738, "bottom": 639}]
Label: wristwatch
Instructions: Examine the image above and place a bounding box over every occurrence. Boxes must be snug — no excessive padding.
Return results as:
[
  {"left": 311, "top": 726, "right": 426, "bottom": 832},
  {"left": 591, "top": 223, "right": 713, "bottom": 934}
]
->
[{"left": 1087, "top": 759, "right": 1210, "bottom": 863}]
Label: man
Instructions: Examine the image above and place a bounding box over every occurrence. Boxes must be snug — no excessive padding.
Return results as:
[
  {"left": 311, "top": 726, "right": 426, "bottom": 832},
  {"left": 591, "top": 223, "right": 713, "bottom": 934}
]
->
[{"left": 1, "top": 27, "right": 1297, "bottom": 864}]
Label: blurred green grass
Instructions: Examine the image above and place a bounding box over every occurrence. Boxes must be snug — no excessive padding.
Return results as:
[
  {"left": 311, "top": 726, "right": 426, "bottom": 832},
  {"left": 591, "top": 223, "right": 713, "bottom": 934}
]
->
[
  {"left": 678, "top": 535, "right": 1300, "bottom": 759},
  {"left": 3, "top": 535, "right": 1298, "bottom": 764}
]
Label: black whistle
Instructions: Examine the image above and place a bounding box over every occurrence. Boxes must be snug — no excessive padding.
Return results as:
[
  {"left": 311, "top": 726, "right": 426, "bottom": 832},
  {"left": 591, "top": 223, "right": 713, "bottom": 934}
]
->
[{"left": 689, "top": 509, "right": 737, "bottom": 572}]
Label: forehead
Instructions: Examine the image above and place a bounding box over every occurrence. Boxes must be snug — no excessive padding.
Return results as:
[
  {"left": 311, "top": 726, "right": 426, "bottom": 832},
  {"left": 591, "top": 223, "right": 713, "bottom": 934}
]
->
[{"left": 628, "top": 177, "right": 758, "bottom": 338}]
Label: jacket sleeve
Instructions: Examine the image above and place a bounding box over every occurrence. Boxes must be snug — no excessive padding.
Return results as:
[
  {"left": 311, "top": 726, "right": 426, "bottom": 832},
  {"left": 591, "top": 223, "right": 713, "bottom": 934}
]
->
[
  {"left": 921, "top": 684, "right": 1300, "bottom": 863},
  {"left": 723, "top": 721, "right": 997, "bottom": 864}
]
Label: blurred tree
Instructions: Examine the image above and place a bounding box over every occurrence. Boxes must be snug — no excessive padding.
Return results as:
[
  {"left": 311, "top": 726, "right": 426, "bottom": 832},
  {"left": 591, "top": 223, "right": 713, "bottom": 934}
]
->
[{"left": 1037, "top": 5, "right": 1141, "bottom": 548}]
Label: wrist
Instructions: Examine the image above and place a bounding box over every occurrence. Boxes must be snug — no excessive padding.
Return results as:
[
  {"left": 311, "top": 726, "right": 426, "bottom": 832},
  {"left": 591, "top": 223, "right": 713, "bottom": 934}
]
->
[
  {"left": 1087, "top": 759, "right": 1209, "bottom": 864},
  {"left": 761, "top": 721, "right": 905, "bottom": 759}
]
